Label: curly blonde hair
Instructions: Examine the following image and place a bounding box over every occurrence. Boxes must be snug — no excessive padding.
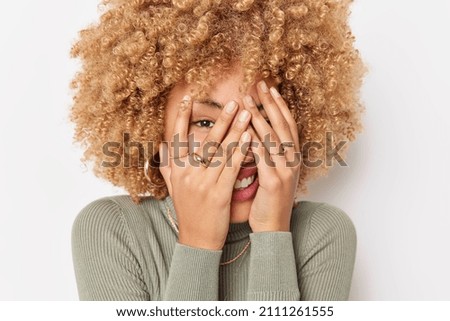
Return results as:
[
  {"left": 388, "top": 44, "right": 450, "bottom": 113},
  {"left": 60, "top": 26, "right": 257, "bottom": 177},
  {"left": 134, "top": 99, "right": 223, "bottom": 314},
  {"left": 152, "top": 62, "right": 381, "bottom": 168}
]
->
[{"left": 69, "top": 0, "right": 365, "bottom": 204}]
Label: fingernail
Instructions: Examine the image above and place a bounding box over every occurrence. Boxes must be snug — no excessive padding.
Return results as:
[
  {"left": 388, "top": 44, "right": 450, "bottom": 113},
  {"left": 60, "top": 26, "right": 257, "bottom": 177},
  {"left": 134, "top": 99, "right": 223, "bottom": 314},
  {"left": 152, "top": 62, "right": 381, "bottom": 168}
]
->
[
  {"left": 225, "top": 101, "right": 237, "bottom": 114},
  {"left": 239, "top": 110, "right": 250, "bottom": 122},
  {"left": 180, "top": 95, "right": 190, "bottom": 111},
  {"left": 241, "top": 131, "right": 251, "bottom": 142},
  {"left": 244, "top": 95, "right": 254, "bottom": 106},
  {"left": 270, "top": 87, "right": 280, "bottom": 98},
  {"left": 259, "top": 80, "right": 269, "bottom": 93}
]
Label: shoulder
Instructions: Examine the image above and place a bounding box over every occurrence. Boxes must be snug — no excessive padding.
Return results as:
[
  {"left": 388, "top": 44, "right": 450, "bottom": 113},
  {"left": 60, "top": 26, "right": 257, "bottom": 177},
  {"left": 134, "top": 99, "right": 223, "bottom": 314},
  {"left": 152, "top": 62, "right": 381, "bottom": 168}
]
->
[
  {"left": 290, "top": 201, "right": 357, "bottom": 256},
  {"left": 291, "top": 201, "right": 357, "bottom": 238},
  {"left": 71, "top": 196, "right": 155, "bottom": 300},
  {"left": 290, "top": 202, "right": 357, "bottom": 300},
  {"left": 72, "top": 196, "right": 122, "bottom": 235},
  {"left": 71, "top": 196, "right": 126, "bottom": 250},
  {"left": 72, "top": 195, "right": 163, "bottom": 224},
  {"left": 71, "top": 195, "right": 163, "bottom": 242},
  {"left": 72, "top": 196, "right": 129, "bottom": 232}
]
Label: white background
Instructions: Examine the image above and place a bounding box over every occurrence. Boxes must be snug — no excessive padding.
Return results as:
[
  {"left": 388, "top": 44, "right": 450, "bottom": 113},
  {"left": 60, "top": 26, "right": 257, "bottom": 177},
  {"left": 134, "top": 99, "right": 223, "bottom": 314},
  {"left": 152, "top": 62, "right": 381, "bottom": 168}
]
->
[{"left": 0, "top": 0, "right": 449, "bottom": 300}]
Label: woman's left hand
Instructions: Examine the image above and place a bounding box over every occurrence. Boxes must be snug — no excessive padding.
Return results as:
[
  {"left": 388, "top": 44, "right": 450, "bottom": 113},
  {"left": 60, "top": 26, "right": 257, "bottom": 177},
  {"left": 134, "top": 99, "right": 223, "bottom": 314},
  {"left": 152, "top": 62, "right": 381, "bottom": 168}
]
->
[{"left": 243, "top": 81, "right": 302, "bottom": 233}]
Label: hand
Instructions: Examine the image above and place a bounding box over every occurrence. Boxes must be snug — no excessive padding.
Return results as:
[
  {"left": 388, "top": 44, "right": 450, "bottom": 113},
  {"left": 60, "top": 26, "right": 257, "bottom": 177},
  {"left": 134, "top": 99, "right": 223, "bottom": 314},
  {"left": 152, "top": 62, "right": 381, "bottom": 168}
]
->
[
  {"left": 159, "top": 95, "right": 252, "bottom": 250},
  {"left": 243, "top": 81, "right": 301, "bottom": 233}
]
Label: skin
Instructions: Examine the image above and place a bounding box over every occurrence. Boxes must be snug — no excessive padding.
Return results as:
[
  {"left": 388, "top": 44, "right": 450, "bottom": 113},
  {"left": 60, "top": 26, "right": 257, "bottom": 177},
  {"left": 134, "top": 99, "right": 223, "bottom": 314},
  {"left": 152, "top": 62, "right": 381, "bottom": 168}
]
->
[{"left": 159, "top": 66, "right": 301, "bottom": 250}]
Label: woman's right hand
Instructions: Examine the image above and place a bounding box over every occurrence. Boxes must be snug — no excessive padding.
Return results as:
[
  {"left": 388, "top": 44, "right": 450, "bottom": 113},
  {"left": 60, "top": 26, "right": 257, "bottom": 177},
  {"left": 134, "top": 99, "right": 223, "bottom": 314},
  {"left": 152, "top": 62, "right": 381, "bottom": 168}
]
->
[{"left": 159, "top": 95, "right": 252, "bottom": 250}]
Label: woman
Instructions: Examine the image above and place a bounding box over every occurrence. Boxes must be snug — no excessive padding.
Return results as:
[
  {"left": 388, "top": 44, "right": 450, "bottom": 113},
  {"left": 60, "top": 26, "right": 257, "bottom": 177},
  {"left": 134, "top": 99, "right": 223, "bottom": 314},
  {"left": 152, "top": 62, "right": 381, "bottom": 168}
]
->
[{"left": 70, "top": 0, "right": 365, "bottom": 301}]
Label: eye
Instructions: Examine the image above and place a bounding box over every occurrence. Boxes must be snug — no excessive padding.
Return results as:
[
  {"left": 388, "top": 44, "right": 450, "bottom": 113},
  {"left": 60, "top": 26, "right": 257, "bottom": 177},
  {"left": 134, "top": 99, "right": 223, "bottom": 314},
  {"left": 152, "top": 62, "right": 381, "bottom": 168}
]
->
[{"left": 192, "top": 119, "right": 215, "bottom": 128}]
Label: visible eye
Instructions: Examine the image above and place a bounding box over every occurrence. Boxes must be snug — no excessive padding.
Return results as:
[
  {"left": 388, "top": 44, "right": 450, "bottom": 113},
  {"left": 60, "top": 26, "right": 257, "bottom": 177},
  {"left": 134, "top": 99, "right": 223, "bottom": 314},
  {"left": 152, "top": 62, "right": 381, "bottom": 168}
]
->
[{"left": 192, "top": 119, "right": 215, "bottom": 128}]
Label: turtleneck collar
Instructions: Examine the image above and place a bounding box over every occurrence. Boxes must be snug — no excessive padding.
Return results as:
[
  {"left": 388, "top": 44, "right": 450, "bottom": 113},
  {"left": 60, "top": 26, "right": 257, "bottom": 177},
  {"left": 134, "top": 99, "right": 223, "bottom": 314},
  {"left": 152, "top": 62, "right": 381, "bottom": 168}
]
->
[{"left": 158, "top": 196, "right": 252, "bottom": 243}]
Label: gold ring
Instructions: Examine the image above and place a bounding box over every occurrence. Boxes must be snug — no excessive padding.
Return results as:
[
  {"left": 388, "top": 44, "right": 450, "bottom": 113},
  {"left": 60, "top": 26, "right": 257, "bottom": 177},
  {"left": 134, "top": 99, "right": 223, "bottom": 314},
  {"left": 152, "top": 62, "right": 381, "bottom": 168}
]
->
[{"left": 190, "top": 152, "right": 209, "bottom": 168}]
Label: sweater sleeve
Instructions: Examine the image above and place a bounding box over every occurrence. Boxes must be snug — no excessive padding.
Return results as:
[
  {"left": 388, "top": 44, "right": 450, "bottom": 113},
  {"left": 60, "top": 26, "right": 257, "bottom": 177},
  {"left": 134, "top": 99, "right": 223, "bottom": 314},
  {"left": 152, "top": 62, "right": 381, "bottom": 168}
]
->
[
  {"left": 71, "top": 199, "right": 149, "bottom": 300},
  {"left": 162, "top": 243, "right": 223, "bottom": 301},
  {"left": 298, "top": 203, "right": 357, "bottom": 300},
  {"left": 246, "top": 203, "right": 357, "bottom": 301},
  {"left": 246, "top": 232, "right": 301, "bottom": 300}
]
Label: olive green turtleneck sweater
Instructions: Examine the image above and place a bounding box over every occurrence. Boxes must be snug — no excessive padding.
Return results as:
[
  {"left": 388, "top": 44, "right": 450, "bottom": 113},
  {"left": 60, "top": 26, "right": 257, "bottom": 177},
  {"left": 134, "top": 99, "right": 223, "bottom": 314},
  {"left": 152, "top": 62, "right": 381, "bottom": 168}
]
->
[{"left": 71, "top": 195, "right": 356, "bottom": 300}]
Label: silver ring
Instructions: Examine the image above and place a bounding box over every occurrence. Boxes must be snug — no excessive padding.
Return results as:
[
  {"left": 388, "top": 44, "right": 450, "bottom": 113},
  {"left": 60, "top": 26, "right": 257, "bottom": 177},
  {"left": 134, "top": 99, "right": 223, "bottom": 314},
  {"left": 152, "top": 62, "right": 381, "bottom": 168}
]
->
[
  {"left": 269, "top": 151, "right": 285, "bottom": 156},
  {"left": 281, "top": 142, "right": 295, "bottom": 149}
]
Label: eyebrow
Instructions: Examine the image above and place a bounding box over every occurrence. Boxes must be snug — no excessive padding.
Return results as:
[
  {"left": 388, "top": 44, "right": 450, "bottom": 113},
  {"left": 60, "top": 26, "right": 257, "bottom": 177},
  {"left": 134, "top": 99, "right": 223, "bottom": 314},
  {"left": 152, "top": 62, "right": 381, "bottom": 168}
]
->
[{"left": 194, "top": 98, "right": 264, "bottom": 110}]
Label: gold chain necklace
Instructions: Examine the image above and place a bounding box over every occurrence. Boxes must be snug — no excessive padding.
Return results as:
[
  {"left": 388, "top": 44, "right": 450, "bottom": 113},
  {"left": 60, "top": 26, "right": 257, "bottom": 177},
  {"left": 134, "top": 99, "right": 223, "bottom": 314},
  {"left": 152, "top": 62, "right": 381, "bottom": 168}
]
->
[{"left": 163, "top": 203, "right": 251, "bottom": 266}]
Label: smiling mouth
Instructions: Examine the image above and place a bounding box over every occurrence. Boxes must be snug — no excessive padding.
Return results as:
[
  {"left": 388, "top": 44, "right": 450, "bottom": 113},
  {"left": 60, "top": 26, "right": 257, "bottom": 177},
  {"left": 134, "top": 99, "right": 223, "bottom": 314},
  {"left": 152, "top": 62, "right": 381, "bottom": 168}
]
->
[
  {"left": 232, "top": 160, "right": 259, "bottom": 201},
  {"left": 240, "top": 160, "right": 256, "bottom": 167},
  {"left": 234, "top": 161, "right": 258, "bottom": 190},
  {"left": 234, "top": 173, "right": 257, "bottom": 190}
]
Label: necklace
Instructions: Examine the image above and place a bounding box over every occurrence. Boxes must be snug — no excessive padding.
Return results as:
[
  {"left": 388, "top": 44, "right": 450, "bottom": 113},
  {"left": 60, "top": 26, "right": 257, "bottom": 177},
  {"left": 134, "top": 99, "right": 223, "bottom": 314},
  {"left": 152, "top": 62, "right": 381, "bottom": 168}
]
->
[{"left": 163, "top": 203, "right": 251, "bottom": 266}]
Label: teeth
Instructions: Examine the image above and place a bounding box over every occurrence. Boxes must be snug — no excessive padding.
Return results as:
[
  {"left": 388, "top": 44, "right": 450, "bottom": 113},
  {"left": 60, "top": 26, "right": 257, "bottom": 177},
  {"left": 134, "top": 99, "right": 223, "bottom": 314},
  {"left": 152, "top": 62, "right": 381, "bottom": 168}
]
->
[{"left": 234, "top": 174, "right": 255, "bottom": 190}]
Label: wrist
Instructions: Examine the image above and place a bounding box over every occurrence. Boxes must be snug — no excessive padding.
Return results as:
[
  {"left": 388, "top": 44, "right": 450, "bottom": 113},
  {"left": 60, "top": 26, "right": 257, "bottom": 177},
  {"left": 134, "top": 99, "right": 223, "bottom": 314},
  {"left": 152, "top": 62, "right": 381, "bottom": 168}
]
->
[
  {"left": 178, "top": 232, "right": 224, "bottom": 251},
  {"left": 250, "top": 221, "right": 290, "bottom": 233}
]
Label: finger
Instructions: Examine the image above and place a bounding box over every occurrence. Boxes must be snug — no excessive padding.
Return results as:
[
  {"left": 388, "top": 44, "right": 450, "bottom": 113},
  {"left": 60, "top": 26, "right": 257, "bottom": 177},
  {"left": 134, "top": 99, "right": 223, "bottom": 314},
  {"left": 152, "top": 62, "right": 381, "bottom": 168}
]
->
[
  {"left": 192, "top": 100, "right": 238, "bottom": 166},
  {"left": 268, "top": 86, "right": 300, "bottom": 154},
  {"left": 158, "top": 142, "right": 173, "bottom": 196},
  {"left": 169, "top": 95, "right": 192, "bottom": 167},
  {"left": 250, "top": 133, "right": 277, "bottom": 184},
  {"left": 217, "top": 131, "right": 251, "bottom": 186},
  {"left": 207, "top": 109, "right": 251, "bottom": 177},
  {"left": 262, "top": 85, "right": 297, "bottom": 163},
  {"left": 242, "top": 94, "right": 284, "bottom": 162},
  {"left": 256, "top": 81, "right": 297, "bottom": 163}
]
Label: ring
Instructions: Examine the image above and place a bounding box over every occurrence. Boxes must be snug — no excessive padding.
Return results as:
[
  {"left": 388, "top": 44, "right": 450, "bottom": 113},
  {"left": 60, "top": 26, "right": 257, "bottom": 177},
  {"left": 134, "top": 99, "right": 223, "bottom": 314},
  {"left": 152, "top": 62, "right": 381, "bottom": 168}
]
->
[
  {"left": 281, "top": 142, "right": 295, "bottom": 149},
  {"left": 268, "top": 142, "right": 293, "bottom": 156},
  {"left": 190, "top": 152, "right": 209, "bottom": 168},
  {"left": 269, "top": 150, "right": 285, "bottom": 156},
  {"left": 269, "top": 144, "right": 286, "bottom": 156}
]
